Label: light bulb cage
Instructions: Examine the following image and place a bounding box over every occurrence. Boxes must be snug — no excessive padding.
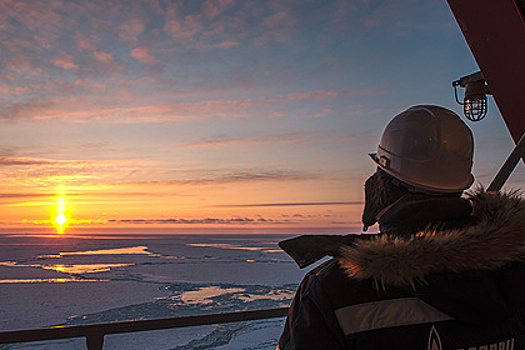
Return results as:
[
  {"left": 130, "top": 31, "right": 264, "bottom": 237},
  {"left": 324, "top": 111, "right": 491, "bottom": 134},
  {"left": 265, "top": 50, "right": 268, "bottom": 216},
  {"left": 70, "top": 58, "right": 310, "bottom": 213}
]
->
[
  {"left": 452, "top": 71, "right": 491, "bottom": 122},
  {"left": 463, "top": 96, "right": 487, "bottom": 122}
]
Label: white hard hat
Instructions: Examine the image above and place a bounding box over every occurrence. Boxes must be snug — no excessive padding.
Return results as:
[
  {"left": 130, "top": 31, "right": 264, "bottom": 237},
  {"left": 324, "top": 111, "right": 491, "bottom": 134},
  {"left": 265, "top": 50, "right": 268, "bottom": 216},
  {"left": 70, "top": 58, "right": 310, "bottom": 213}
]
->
[{"left": 370, "top": 105, "right": 474, "bottom": 193}]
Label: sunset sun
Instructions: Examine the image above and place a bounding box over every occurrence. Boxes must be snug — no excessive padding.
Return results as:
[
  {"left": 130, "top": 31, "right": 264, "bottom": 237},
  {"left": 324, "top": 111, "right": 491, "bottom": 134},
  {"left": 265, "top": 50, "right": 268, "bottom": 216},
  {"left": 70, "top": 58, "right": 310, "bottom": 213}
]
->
[
  {"left": 52, "top": 195, "right": 70, "bottom": 235},
  {"left": 55, "top": 214, "right": 67, "bottom": 226}
]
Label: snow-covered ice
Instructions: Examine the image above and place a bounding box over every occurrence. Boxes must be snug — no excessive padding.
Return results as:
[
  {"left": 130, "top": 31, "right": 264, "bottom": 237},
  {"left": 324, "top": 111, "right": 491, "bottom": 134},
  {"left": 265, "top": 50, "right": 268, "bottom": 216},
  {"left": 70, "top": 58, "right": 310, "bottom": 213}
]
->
[{"left": 0, "top": 233, "right": 308, "bottom": 349}]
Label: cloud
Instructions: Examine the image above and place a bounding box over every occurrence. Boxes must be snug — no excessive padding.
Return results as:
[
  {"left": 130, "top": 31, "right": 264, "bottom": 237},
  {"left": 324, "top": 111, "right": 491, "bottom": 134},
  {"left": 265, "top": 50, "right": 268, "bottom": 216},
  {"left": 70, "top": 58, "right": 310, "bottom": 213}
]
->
[
  {"left": 2, "top": 1, "right": 62, "bottom": 31},
  {"left": 0, "top": 87, "right": 383, "bottom": 122},
  {"left": 0, "top": 156, "right": 146, "bottom": 188},
  {"left": 92, "top": 51, "right": 114, "bottom": 65},
  {"left": 265, "top": 89, "right": 385, "bottom": 102},
  {"left": 117, "top": 169, "right": 320, "bottom": 187},
  {"left": 0, "top": 147, "right": 19, "bottom": 157},
  {"left": 0, "top": 157, "right": 50, "bottom": 166},
  {"left": 0, "top": 87, "right": 384, "bottom": 123},
  {"left": 208, "top": 40, "right": 241, "bottom": 49},
  {"left": 0, "top": 193, "right": 51, "bottom": 199},
  {"left": 0, "top": 83, "right": 30, "bottom": 96},
  {"left": 50, "top": 54, "right": 78, "bottom": 71},
  {"left": 202, "top": 0, "right": 235, "bottom": 20},
  {"left": 90, "top": 50, "right": 123, "bottom": 72},
  {"left": 0, "top": 1, "right": 69, "bottom": 51},
  {"left": 179, "top": 132, "right": 315, "bottom": 149},
  {"left": 118, "top": 17, "right": 148, "bottom": 41},
  {"left": 164, "top": 12, "right": 203, "bottom": 40},
  {"left": 1, "top": 1, "right": 387, "bottom": 123},
  {"left": 0, "top": 190, "right": 189, "bottom": 208},
  {"left": 107, "top": 216, "right": 287, "bottom": 225},
  {"left": 0, "top": 155, "right": 318, "bottom": 191},
  {"left": 314, "top": 109, "right": 335, "bottom": 118},
  {"left": 75, "top": 32, "right": 99, "bottom": 51},
  {"left": 215, "top": 201, "right": 364, "bottom": 207},
  {"left": 1, "top": 99, "right": 55, "bottom": 120},
  {"left": 255, "top": 11, "right": 297, "bottom": 46},
  {"left": 130, "top": 47, "right": 159, "bottom": 64},
  {"left": 159, "top": 0, "right": 304, "bottom": 50},
  {"left": 3, "top": 57, "right": 33, "bottom": 73},
  {"left": 0, "top": 192, "right": 60, "bottom": 206},
  {"left": 0, "top": 156, "right": 141, "bottom": 169}
]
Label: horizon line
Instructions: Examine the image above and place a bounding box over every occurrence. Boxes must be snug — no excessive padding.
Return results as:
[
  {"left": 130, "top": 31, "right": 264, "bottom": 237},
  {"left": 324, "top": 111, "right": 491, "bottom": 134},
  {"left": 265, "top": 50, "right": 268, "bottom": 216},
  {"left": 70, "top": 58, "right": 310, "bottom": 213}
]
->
[{"left": 214, "top": 201, "right": 363, "bottom": 208}]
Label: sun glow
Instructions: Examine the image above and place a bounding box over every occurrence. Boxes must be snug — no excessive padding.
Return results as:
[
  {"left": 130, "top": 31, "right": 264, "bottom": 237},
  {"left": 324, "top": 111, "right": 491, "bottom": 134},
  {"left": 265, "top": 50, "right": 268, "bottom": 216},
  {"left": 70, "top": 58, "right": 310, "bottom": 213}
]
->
[
  {"left": 52, "top": 195, "right": 70, "bottom": 234},
  {"left": 55, "top": 214, "right": 67, "bottom": 225}
]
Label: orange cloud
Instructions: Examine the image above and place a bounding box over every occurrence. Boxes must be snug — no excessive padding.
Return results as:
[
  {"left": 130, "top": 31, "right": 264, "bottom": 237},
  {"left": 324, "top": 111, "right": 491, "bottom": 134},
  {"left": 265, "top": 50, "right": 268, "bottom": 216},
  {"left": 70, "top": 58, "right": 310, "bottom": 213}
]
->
[
  {"left": 93, "top": 51, "right": 114, "bottom": 65},
  {"left": 4, "top": 57, "right": 33, "bottom": 73},
  {"left": 1, "top": 88, "right": 383, "bottom": 122},
  {"left": 1, "top": 1, "right": 73, "bottom": 52},
  {"left": 163, "top": 4, "right": 203, "bottom": 40},
  {"left": 130, "top": 47, "right": 158, "bottom": 64},
  {"left": 75, "top": 33, "right": 99, "bottom": 51},
  {"left": 50, "top": 54, "right": 78, "bottom": 71},
  {"left": 3, "top": 1, "right": 60, "bottom": 31},
  {"left": 212, "top": 40, "right": 240, "bottom": 49},
  {"left": 256, "top": 11, "right": 298, "bottom": 46},
  {"left": 0, "top": 84, "right": 30, "bottom": 96},
  {"left": 116, "top": 169, "right": 320, "bottom": 187},
  {"left": 202, "top": 0, "right": 235, "bottom": 20},
  {"left": 90, "top": 51, "right": 122, "bottom": 72},
  {"left": 107, "top": 216, "right": 286, "bottom": 225},
  {"left": 215, "top": 201, "right": 363, "bottom": 208},
  {"left": 314, "top": 109, "right": 335, "bottom": 118},
  {"left": 0, "top": 156, "right": 147, "bottom": 189},
  {"left": 180, "top": 132, "right": 316, "bottom": 149},
  {"left": 118, "top": 17, "right": 148, "bottom": 41}
]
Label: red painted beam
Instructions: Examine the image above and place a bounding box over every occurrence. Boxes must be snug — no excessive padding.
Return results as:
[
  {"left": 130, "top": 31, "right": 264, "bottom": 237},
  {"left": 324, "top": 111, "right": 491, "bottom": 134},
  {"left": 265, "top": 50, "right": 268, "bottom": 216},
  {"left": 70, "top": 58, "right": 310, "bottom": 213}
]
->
[{"left": 447, "top": 0, "right": 525, "bottom": 144}]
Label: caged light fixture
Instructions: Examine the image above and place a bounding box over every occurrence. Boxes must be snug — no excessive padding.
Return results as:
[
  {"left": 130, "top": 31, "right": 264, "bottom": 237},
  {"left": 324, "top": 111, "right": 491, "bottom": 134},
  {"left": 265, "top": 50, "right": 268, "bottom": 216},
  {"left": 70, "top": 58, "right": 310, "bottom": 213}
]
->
[{"left": 452, "top": 71, "right": 491, "bottom": 122}]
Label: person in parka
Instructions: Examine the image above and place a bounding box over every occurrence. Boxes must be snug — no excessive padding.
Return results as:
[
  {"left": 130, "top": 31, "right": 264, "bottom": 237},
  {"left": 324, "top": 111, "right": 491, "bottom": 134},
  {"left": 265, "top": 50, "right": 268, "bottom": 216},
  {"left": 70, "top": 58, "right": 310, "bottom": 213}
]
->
[{"left": 277, "top": 106, "right": 525, "bottom": 350}]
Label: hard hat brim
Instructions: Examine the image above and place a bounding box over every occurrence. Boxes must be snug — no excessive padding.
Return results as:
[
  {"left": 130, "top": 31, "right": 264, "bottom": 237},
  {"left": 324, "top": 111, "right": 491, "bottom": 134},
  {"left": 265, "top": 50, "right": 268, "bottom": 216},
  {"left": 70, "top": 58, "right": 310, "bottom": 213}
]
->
[
  {"left": 369, "top": 153, "right": 380, "bottom": 164},
  {"left": 368, "top": 153, "right": 473, "bottom": 193}
]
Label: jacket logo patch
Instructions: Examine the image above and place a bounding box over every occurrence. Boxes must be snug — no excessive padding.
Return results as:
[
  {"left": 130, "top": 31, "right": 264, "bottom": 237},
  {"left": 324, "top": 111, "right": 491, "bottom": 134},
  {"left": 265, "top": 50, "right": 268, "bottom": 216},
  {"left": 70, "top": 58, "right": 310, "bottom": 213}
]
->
[
  {"left": 457, "top": 338, "right": 514, "bottom": 350},
  {"left": 428, "top": 325, "right": 443, "bottom": 350}
]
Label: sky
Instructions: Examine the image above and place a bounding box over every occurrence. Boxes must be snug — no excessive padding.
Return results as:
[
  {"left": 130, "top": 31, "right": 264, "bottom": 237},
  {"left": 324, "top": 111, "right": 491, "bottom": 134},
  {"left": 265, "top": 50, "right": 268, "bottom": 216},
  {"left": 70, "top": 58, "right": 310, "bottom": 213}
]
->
[{"left": 0, "top": 0, "right": 522, "bottom": 235}]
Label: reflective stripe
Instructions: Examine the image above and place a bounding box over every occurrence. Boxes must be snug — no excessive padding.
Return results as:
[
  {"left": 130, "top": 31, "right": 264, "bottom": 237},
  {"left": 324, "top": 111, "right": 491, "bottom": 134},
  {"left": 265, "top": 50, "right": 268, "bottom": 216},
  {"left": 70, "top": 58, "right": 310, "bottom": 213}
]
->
[{"left": 334, "top": 297, "right": 454, "bottom": 335}]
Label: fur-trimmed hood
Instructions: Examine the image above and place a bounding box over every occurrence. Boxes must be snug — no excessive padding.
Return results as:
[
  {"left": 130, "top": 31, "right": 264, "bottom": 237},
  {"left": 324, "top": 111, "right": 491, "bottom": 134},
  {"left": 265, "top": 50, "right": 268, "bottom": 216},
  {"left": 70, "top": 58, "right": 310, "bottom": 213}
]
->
[{"left": 338, "top": 190, "right": 525, "bottom": 287}]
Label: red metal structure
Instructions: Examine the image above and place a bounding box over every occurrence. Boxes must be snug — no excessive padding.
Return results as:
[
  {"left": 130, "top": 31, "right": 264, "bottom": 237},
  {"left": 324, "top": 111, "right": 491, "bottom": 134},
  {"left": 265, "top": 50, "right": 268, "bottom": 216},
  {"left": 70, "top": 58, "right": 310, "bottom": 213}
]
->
[{"left": 447, "top": 0, "right": 525, "bottom": 143}]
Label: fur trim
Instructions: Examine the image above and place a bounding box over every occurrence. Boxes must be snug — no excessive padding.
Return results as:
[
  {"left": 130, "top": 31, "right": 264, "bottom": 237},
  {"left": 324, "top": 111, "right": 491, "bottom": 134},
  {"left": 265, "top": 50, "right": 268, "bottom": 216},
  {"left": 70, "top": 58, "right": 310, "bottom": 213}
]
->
[{"left": 338, "top": 189, "right": 525, "bottom": 287}]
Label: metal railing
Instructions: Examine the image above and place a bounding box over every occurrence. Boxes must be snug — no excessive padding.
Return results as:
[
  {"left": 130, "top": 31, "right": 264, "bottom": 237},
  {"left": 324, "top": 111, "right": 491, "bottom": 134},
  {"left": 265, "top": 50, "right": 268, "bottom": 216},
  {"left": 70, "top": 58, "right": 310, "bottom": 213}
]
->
[
  {"left": 0, "top": 307, "right": 289, "bottom": 350},
  {"left": 488, "top": 133, "right": 525, "bottom": 191}
]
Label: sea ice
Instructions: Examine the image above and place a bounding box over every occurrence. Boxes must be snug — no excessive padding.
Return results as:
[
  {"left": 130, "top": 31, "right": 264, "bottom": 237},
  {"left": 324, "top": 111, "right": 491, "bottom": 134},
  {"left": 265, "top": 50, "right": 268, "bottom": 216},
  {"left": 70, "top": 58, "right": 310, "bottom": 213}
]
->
[{"left": 0, "top": 233, "right": 306, "bottom": 349}]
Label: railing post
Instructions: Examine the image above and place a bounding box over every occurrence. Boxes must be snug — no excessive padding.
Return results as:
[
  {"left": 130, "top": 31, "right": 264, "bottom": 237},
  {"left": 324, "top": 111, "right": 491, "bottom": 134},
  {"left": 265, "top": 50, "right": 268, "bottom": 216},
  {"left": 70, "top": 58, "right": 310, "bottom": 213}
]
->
[{"left": 86, "top": 333, "right": 104, "bottom": 350}]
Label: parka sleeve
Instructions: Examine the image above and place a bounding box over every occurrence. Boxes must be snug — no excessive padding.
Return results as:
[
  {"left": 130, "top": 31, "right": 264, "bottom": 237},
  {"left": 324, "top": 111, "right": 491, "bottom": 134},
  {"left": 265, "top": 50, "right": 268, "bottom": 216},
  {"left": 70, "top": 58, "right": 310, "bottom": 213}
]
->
[{"left": 278, "top": 269, "right": 347, "bottom": 350}]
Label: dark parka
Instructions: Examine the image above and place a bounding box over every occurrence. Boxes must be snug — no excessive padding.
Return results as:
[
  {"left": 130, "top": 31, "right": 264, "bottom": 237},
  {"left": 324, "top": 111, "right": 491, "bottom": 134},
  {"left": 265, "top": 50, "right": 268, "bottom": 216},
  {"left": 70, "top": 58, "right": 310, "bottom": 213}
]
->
[{"left": 278, "top": 190, "right": 525, "bottom": 350}]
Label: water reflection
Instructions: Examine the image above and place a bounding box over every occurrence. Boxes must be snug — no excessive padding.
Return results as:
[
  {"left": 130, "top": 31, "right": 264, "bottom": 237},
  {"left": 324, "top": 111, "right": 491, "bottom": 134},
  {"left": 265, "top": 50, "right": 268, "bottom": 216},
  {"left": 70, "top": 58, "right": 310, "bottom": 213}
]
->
[
  {"left": 44, "top": 263, "right": 132, "bottom": 274},
  {"left": 0, "top": 278, "right": 107, "bottom": 284},
  {"left": 39, "top": 245, "right": 160, "bottom": 258},
  {"left": 176, "top": 286, "right": 245, "bottom": 305},
  {"left": 0, "top": 261, "right": 132, "bottom": 274}
]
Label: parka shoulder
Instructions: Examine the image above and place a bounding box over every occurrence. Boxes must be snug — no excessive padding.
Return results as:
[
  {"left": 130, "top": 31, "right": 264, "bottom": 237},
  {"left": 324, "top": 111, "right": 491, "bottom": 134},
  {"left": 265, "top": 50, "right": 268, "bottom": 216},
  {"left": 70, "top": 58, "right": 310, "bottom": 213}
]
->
[{"left": 338, "top": 190, "right": 525, "bottom": 287}]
